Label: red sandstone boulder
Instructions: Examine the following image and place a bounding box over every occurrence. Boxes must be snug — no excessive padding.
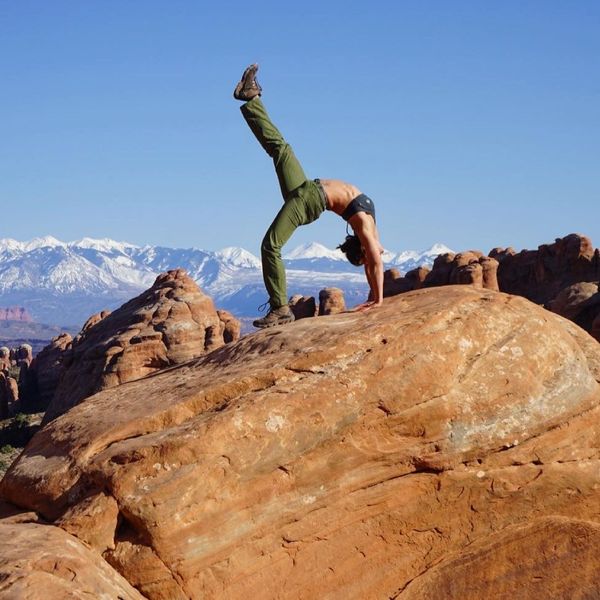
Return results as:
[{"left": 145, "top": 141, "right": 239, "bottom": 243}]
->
[
  {"left": 0, "top": 347, "right": 10, "bottom": 371},
  {"left": 479, "top": 255, "right": 500, "bottom": 291},
  {"left": 26, "top": 333, "right": 73, "bottom": 409},
  {"left": 217, "top": 310, "right": 242, "bottom": 344},
  {"left": 0, "top": 373, "right": 18, "bottom": 419},
  {"left": 0, "top": 519, "right": 143, "bottom": 598},
  {"left": 548, "top": 282, "right": 599, "bottom": 320},
  {"left": 318, "top": 287, "right": 346, "bottom": 314},
  {"left": 41, "top": 269, "right": 240, "bottom": 424},
  {"left": 424, "top": 252, "right": 456, "bottom": 286},
  {"left": 2, "top": 286, "right": 599, "bottom": 599},
  {"left": 453, "top": 262, "right": 483, "bottom": 287},
  {"left": 401, "top": 517, "right": 600, "bottom": 599},
  {"left": 289, "top": 295, "right": 317, "bottom": 320},
  {"left": 80, "top": 310, "right": 111, "bottom": 335}
]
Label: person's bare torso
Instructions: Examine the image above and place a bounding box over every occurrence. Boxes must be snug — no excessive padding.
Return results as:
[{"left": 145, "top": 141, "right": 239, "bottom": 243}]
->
[{"left": 320, "top": 179, "right": 361, "bottom": 215}]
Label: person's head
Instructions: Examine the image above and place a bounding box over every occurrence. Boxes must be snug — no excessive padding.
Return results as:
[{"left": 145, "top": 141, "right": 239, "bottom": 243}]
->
[{"left": 337, "top": 235, "right": 363, "bottom": 266}]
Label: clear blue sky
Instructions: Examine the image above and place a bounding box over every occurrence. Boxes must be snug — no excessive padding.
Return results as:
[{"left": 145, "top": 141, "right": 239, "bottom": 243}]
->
[{"left": 1, "top": 1, "right": 598, "bottom": 255}]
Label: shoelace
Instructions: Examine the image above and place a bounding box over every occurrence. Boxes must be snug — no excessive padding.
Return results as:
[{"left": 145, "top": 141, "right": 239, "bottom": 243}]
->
[{"left": 257, "top": 301, "right": 270, "bottom": 313}]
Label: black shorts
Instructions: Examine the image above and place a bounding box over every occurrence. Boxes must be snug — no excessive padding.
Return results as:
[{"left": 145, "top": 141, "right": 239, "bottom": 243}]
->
[{"left": 341, "top": 194, "right": 376, "bottom": 222}]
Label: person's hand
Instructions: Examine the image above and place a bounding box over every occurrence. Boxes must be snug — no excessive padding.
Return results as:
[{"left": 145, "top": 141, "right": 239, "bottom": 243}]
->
[{"left": 352, "top": 300, "right": 382, "bottom": 312}]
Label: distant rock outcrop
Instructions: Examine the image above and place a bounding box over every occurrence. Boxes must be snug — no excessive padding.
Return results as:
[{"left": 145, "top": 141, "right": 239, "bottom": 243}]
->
[
  {"left": 318, "top": 287, "right": 346, "bottom": 315},
  {"left": 0, "top": 347, "right": 10, "bottom": 371},
  {"left": 0, "top": 307, "right": 33, "bottom": 322},
  {"left": 2, "top": 286, "right": 599, "bottom": 598},
  {"left": 24, "top": 333, "right": 73, "bottom": 409},
  {"left": 40, "top": 269, "right": 240, "bottom": 424},
  {"left": 0, "top": 373, "right": 18, "bottom": 419},
  {"left": 289, "top": 295, "right": 317, "bottom": 320},
  {"left": 383, "top": 234, "right": 600, "bottom": 341},
  {"left": 491, "top": 233, "right": 600, "bottom": 304}
]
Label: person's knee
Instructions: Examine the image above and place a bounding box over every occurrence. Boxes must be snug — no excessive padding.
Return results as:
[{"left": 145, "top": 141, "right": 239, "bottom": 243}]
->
[{"left": 261, "top": 234, "right": 281, "bottom": 257}]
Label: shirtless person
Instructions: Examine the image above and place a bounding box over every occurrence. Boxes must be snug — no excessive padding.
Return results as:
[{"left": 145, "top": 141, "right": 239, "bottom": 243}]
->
[{"left": 234, "top": 64, "right": 384, "bottom": 328}]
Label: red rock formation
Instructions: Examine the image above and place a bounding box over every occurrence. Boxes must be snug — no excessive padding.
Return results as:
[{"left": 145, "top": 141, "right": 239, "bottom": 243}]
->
[
  {"left": 423, "top": 252, "right": 456, "bottom": 287},
  {"left": 1, "top": 286, "right": 599, "bottom": 598},
  {"left": 25, "top": 333, "right": 73, "bottom": 409},
  {"left": 217, "top": 310, "right": 241, "bottom": 344},
  {"left": 0, "top": 373, "right": 18, "bottom": 419},
  {"left": 0, "top": 347, "right": 9, "bottom": 371},
  {"left": 401, "top": 517, "right": 600, "bottom": 599},
  {"left": 453, "top": 261, "right": 483, "bottom": 287},
  {"left": 0, "top": 307, "right": 33, "bottom": 322},
  {"left": 318, "top": 287, "right": 346, "bottom": 315},
  {"left": 0, "top": 520, "right": 143, "bottom": 598},
  {"left": 289, "top": 295, "right": 317, "bottom": 320},
  {"left": 16, "top": 344, "right": 32, "bottom": 365},
  {"left": 548, "top": 282, "right": 599, "bottom": 320},
  {"left": 80, "top": 310, "right": 111, "bottom": 334},
  {"left": 479, "top": 255, "right": 500, "bottom": 291},
  {"left": 41, "top": 269, "right": 240, "bottom": 424},
  {"left": 493, "top": 233, "right": 600, "bottom": 304}
]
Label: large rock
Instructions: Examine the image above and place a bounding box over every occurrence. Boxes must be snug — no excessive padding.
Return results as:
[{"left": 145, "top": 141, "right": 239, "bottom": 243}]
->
[
  {"left": 400, "top": 517, "right": 600, "bottom": 599},
  {"left": 41, "top": 269, "right": 240, "bottom": 424},
  {"left": 289, "top": 295, "right": 317, "bottom": 320},
  {"left": 25, "top": 333, "right": 73, "bottom": 409},
  {"left": 318, "top": 287, "right": 346, "bottom": 314},
  {"left": 0, "top": 372, "right": 18, "bottom": 419},
  {"left": 1, "top": 286, "right": 599, "bottom": 599},
  {"left": 0, "top": 519, "right": 143, "bottom": 598}
]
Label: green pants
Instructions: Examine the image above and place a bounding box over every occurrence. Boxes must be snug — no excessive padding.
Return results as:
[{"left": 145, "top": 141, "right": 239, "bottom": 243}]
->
[{"left": 241, "top": 97, "right": 325, "bottom": 309}]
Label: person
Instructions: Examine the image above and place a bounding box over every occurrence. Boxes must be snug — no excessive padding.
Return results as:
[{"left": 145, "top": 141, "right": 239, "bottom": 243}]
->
[{"left": 234, "top": 64, "right": 384, "bottom": 329}]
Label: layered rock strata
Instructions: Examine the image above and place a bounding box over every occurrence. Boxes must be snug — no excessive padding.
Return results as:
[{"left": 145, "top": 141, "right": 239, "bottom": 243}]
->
[
  {"left": 1, "top": 286, "right": 599, "bottom": 598},
  {"left": 41, "top": 269, "right": 240, "bottom": 424}
]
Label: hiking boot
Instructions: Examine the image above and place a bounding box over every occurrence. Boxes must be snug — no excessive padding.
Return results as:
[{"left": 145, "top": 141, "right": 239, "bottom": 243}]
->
[
  {"left": 233, "top": 63, "right": 262, "bottom": 101},
  {"left": 253, "top": 305, "right": 295, "bottom": 329}
]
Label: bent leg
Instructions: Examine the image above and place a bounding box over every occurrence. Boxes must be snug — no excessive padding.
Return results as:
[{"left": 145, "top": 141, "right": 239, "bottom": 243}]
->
[
  {"left": 241, "top": 97, "right": 307, "bottom": 200},
  {"left": 261, "top": 195, "right": 309, "bottom": 308}
]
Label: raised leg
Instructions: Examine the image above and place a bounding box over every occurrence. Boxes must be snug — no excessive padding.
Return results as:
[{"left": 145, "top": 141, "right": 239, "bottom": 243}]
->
[{"left": 241, "top": 97, "right": 308, "bottom": 201}]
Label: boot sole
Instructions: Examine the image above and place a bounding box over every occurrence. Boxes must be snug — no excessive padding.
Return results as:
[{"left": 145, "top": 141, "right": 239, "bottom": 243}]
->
[{"left": 253, "top": 316, "right": 295, "bottom": 329}]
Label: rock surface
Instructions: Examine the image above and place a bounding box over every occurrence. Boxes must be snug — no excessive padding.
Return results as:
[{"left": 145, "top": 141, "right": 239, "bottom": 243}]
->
[
  {"left": 41, "top": 269, "right": 240, "bottom": 424},
  {"left": 289, "top": 295, "right": 317, "bottom": 320},
  {"left": 1, "top": 286, "right": 599, "bottom": 599},
  {"left": 400, "top": 517, "right": 600, "bottom": 599},
  {"left": 25, "top": 333, "right": 73, "bottom": 409},
  {"left": 0, "top": 519, "right": 143, "bottom": 598},
  {"left": 318, "top": 287, "right": 346, "bottom": 314}
]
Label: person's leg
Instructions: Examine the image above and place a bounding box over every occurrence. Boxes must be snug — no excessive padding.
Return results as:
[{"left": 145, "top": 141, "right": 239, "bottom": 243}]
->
[
  {"left": 241, "top": 97, "right": 307, "bottom": 200},
  {"left": 259, "top": 184, "right": 324, "bottom": 311},
  {"left": 260, "top": 196, "right": 306, "bottom": 309}
]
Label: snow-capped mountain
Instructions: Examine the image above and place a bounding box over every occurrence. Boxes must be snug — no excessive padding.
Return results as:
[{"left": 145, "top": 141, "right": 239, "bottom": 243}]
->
[{"left": 0, "top": 237, "right": 453, "bottom": 328}]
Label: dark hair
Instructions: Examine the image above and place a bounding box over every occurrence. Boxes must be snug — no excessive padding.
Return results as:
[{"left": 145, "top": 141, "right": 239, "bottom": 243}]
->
[{"left": 337, "top": 235, "right": 363, "bottom": 266}]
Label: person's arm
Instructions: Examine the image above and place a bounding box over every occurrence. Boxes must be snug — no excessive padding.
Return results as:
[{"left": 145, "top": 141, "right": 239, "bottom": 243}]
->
[
  {"left": 349, "top": 214, "right": 384, "bottom": 311},
  {"left": 360, "top": 232, "right": 384, "bottom": 309}
]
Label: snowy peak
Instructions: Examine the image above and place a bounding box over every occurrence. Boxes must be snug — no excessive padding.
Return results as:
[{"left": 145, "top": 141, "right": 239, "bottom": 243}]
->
[
  {"left": 70, "top": 237, "right": 139, "bottom": 253},
  {"left": 214, "top": 247, "right": 261, "bottom": 269},
  {"left": 422, "top": 243, "right": 454, "bottom": 257},
  {"left": 284, "top": 242, "right": 345, "bottom": 261}
]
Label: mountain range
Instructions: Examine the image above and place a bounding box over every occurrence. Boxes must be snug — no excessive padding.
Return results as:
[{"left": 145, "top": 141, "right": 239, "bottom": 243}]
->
[{"left": 0, "top": 237, "right": 453, "bottom": 328}]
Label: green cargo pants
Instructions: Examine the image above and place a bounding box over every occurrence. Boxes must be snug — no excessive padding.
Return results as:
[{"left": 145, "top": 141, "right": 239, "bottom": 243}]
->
[{"left": 241, "top": 97, "right": 325, "bottom": 309}]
